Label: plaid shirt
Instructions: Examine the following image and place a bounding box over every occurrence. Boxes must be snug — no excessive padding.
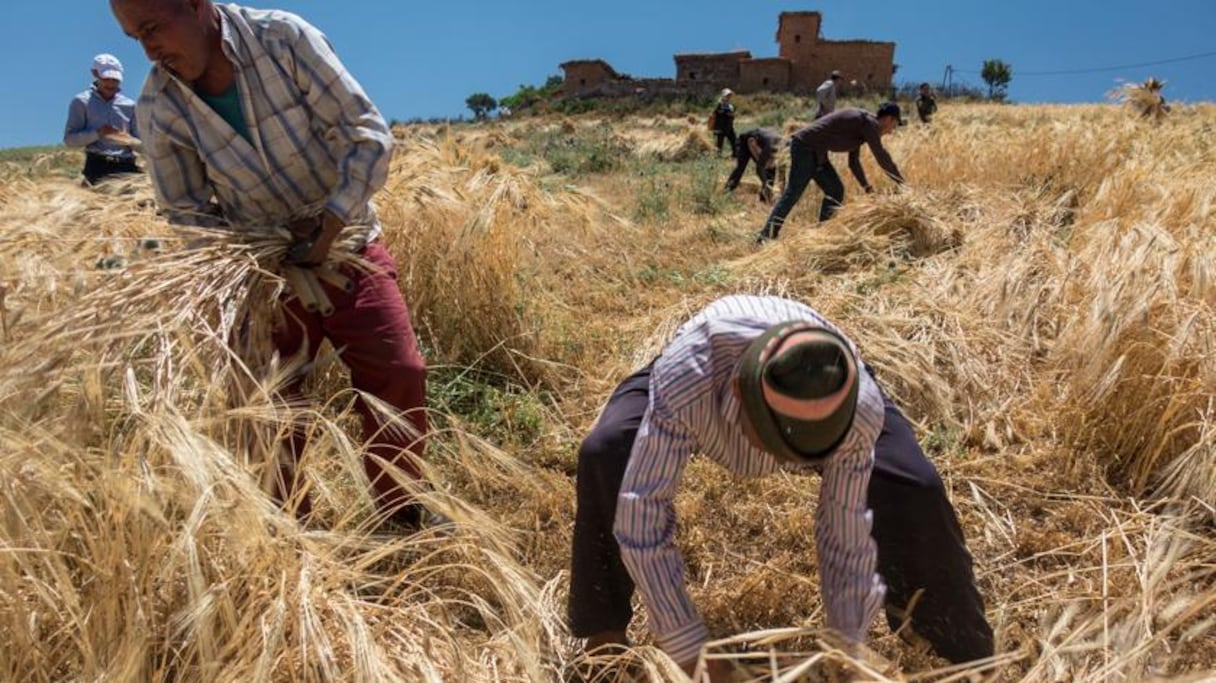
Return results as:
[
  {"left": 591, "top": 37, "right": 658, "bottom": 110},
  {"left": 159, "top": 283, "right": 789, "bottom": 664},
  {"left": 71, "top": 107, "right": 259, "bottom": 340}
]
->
[
  {"left": 135, "top": 4, "right": 392, "bottom": 241},
  {"left": 615, "top": 295, "right": 885, "bottom": 665}
]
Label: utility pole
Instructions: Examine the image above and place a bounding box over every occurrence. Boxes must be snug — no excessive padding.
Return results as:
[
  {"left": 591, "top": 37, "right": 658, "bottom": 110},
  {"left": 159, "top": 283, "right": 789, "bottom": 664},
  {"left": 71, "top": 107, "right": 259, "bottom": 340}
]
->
[{"left": 941, "top": 64, "right": 953, "bottom": 94}]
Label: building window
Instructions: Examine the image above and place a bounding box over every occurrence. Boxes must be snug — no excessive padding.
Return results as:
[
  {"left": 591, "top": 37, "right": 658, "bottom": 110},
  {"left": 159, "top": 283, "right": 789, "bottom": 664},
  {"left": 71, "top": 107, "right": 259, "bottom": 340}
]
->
[
  {"left": 689, "top": 72, "right": 697, "bottom": 80},
  {"left": 794, "top": 34, "right": 801, "bottom": 44},
  {"left": 580, "top": 78, "right": 586, "bottom": 86},
  {"left": 867, "top": 73, "right": 874, "bottom": 82},
  {"left": 762, "top": 77, "right": 770, "bottom": 86}
]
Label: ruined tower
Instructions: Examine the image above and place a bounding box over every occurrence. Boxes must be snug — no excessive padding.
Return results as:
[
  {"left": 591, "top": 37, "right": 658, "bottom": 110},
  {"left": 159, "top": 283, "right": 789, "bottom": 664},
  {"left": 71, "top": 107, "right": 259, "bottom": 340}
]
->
[{"left": 775, "top": 10, "right": 895, "bottom": 95}]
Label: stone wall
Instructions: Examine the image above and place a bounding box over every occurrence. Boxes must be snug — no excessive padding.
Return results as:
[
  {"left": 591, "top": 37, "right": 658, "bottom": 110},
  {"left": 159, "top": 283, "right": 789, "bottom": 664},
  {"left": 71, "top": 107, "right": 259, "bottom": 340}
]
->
[
  {"left": 560, "top": 60, "right": 621, "bottom": 97},
  {"left": 558, "top": 12, "right": 895, "bottom": 101},
  {"left": 801, "top": 41, "right": 897, "bottom": 93},
  {"left": 738, "top": 58, "right": 792, "bottom": 94},
  {"left": 673, "top": 51, "right": 751, "bottom": 87}
]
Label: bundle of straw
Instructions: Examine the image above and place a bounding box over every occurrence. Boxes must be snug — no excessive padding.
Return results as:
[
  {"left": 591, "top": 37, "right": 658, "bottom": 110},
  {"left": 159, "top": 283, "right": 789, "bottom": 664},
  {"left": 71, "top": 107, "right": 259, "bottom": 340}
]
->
[{"left": 1109, "top": 77, "right": 1170, "bottom": 122}]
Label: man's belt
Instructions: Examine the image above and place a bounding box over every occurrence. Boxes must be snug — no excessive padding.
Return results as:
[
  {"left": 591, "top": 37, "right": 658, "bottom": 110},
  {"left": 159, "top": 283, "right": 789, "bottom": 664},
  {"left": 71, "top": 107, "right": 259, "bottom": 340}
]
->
[{"left": 87, "top": 152, "right": 133, "bottom": 164}]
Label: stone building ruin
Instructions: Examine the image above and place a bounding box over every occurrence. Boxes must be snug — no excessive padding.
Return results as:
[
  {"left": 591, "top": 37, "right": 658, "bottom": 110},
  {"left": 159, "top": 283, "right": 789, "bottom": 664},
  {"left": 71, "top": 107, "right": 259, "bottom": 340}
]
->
[{"left": 560, "top": 11, "right": 896, "bottom": 99}]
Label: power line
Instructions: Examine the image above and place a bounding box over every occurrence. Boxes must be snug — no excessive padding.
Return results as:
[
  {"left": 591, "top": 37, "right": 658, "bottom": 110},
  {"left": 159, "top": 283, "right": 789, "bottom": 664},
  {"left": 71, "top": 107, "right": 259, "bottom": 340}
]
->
[{"left": 953, "top": 49, "right": 1216, "bottom": 77}]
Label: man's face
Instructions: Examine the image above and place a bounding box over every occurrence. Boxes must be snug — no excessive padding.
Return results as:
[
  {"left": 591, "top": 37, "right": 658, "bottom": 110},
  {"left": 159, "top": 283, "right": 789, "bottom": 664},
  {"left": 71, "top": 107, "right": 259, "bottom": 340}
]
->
[
  {"left": 96, "top": 77, "right": 121, "bottom": 100},
  {"left": 879, "top": 116, "right": 898, "bottom": 135},
  {"left": 112, "top": 0, "right": 211, "bottom": 82}
]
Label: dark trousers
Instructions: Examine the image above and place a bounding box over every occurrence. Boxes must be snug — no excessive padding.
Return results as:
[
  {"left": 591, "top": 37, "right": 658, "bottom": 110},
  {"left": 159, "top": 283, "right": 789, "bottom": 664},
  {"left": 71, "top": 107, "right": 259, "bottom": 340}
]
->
[
  {"left": 83, "top": 153, "right": 140, "bottom": 186},
  {"left": 725, "top": 141, "right": 777, "bottom": 204},
  {"left": 714, "top": 127, "right": 737, "bottom": 156},
  {"left": 760, "top": 141, "right": 845, "bottom": 239},
  {"left": 568, "top": 364, "right": 994, "bottom": 664},
  {"left": 271, "top": 241, "right": 429, "bottom": 524}
]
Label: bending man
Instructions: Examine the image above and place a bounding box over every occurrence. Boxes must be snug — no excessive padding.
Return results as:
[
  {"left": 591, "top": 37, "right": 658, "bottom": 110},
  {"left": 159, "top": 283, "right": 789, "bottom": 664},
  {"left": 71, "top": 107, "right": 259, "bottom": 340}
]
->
[
  {"left": 569, "top": 295, "right": 992, "bottom": 679},
  {"left": 759, "top": 103, "right": 906, "bottom": 241},
  {"left": 725, "top": 127, "right": 781, "bottom": 205}
]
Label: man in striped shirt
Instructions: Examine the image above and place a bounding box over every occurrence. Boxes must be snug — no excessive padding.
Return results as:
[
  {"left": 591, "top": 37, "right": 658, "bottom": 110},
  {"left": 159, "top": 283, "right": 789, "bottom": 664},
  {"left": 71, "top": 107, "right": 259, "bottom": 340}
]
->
[
  {"left": 569, "top": 295, "right": 992, "bottom": 678},
  {"left": 110, "top": 0, "right": 435, "bottom": 528}
]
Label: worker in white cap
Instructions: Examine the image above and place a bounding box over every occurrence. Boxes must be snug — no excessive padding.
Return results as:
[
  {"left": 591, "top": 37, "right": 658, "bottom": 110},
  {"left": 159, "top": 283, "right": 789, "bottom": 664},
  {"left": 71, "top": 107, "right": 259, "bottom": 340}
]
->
[
  {"left": 710, "top": 88, "right": 737, "bottom": 157},
  {"left": 64, "top": 53, "right": 142, "bottom": 185}
]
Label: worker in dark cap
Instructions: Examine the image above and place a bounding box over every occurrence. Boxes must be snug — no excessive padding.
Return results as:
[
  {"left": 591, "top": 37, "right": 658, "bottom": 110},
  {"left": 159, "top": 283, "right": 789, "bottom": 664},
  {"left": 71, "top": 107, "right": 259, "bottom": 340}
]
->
[
  {"left": 567, "top": 294, "right": 993, "bottom": 680},
  {"left": 725, "top": 127, "right": 781, "bottom": 204},
  {"left": 758, "top": 103, "right": 906, "bottom": 242}
]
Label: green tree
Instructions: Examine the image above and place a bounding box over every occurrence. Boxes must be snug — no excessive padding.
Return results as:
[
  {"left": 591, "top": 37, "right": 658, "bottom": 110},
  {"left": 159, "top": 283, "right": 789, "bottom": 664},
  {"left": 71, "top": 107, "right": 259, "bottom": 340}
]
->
[
  {"left": 981, "top": 59, "right": 1013, "bottom": 101},
  {"left": 499, "top": 75, "right": 564, "bottom": 112},
  {"left": 465, "top": 92, "right": 498, "bottom": 120}
]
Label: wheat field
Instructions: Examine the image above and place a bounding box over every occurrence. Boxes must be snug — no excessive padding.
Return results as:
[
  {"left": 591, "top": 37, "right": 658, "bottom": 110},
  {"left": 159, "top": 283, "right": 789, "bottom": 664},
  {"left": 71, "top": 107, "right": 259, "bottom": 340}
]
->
[{"left": 0, "top": 99, "right": 1214, "bottom": 682}]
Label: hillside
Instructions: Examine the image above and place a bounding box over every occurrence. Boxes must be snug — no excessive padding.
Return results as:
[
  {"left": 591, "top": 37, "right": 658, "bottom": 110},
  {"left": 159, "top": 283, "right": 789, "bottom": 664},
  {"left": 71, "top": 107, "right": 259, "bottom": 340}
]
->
[{"left": 0, "top": 98, "right": 1214, "bottom": 681}]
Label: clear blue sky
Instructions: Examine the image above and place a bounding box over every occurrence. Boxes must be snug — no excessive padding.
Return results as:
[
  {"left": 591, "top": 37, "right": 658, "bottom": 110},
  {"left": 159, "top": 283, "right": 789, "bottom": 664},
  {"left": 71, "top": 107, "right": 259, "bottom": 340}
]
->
[{"left": 6, "top": 0, "right": 1215, "bottom": 148}]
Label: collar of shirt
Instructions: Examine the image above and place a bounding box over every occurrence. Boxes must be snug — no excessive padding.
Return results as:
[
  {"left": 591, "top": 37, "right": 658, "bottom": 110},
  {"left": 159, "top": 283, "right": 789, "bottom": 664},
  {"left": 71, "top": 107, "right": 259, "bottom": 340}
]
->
[{"left": 138, "top": 5, "right": 384, "bottom": 241}]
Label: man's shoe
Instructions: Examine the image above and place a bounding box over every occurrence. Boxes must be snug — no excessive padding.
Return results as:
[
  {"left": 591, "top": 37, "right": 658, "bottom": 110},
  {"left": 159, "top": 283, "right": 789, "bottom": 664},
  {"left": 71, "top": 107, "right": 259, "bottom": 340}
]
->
[{"left": 380, "top": 504, "right": 455, "bottom": 536}]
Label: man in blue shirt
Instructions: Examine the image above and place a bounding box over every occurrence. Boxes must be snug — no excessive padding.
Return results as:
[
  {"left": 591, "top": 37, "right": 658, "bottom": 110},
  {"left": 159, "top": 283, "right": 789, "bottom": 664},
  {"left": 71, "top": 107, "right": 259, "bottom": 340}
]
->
[{"left": 63, "top": 54, "right": 142, "bottom": 185}]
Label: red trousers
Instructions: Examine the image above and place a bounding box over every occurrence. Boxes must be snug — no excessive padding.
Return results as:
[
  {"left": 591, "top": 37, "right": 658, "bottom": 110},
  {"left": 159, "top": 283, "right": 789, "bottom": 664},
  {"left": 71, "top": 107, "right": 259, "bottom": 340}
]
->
[{"left": 272, "top": 241, "right": 427, "bottom": 522}]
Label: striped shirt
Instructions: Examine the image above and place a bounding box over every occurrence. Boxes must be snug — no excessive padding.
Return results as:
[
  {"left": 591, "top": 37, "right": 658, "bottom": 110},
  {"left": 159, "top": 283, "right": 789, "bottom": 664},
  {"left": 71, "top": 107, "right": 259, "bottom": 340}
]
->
[
  {"left": 614, "top": 295, "right": 886, "bottom": 665},
  {"left": 63, "top": 86, "right": 139, "bottom": 159},
  {"left": 135, "top": 3, "right": 392, "bottom": 241}
]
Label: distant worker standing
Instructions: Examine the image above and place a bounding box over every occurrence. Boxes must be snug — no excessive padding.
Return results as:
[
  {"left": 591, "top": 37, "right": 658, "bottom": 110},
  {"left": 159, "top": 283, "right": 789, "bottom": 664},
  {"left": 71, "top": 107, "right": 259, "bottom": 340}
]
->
[
  {"left": 915, "top": 83, "right": 938, "bottom": 124},
  {"left": 814, "top": 70, "right": 843, "bottom": 119},
  {"left": 725, "top": 127, "right": 781, "bottom": 204},
  {"left": 758, "top": 104, "right": 906, "bottom": 241},
  {"left": 63, "top": 54, "right": 142, "bottom": 185},
  {"left": 710, "top": 89, "right": 737, "bottom": 157}
]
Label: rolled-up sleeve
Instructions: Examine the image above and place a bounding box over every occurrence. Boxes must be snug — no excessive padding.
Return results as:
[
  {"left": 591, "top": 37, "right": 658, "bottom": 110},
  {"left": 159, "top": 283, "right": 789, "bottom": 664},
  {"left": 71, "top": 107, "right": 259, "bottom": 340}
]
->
[
  {"left": 64, "top": 98, "right": 97, "bottom": 148},
  {"left": 614, "top": 389, "right": 706, "bottom": 665},
  {"left": 288, "top": 22, "right": 392, "bottom": 225},
  {"left": 816, "top": 372, "right": 885, "bottom": 644}
]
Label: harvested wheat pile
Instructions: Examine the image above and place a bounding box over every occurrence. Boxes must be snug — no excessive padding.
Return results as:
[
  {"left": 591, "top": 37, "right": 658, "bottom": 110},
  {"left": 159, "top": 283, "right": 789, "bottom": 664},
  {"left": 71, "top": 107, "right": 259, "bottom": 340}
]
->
[
  {"left": 633, "top": 128, "right": 714, "bottom": 162},
  {"left": 1110, "top": 77, "right": 1170, "bottom": 122}
]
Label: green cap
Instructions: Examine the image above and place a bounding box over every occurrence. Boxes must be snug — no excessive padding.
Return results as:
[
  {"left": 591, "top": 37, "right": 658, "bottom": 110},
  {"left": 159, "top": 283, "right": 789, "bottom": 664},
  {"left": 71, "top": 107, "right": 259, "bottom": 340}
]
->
[{"left": 737, "top": 322, "right": 859, "bottom": 462}]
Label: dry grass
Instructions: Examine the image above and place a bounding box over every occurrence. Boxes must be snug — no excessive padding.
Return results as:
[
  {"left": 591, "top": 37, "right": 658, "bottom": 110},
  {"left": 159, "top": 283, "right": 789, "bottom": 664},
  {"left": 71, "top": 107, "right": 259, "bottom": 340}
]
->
[{"left": 1, "top": 101, "right": 1215, "bottom": 681}]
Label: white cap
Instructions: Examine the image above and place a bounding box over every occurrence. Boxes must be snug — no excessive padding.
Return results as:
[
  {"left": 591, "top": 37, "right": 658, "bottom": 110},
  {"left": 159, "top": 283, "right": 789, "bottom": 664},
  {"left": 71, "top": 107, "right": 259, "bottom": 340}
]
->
[{"left": 92, "top": 54, "right": 124, "bottom": 82}]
